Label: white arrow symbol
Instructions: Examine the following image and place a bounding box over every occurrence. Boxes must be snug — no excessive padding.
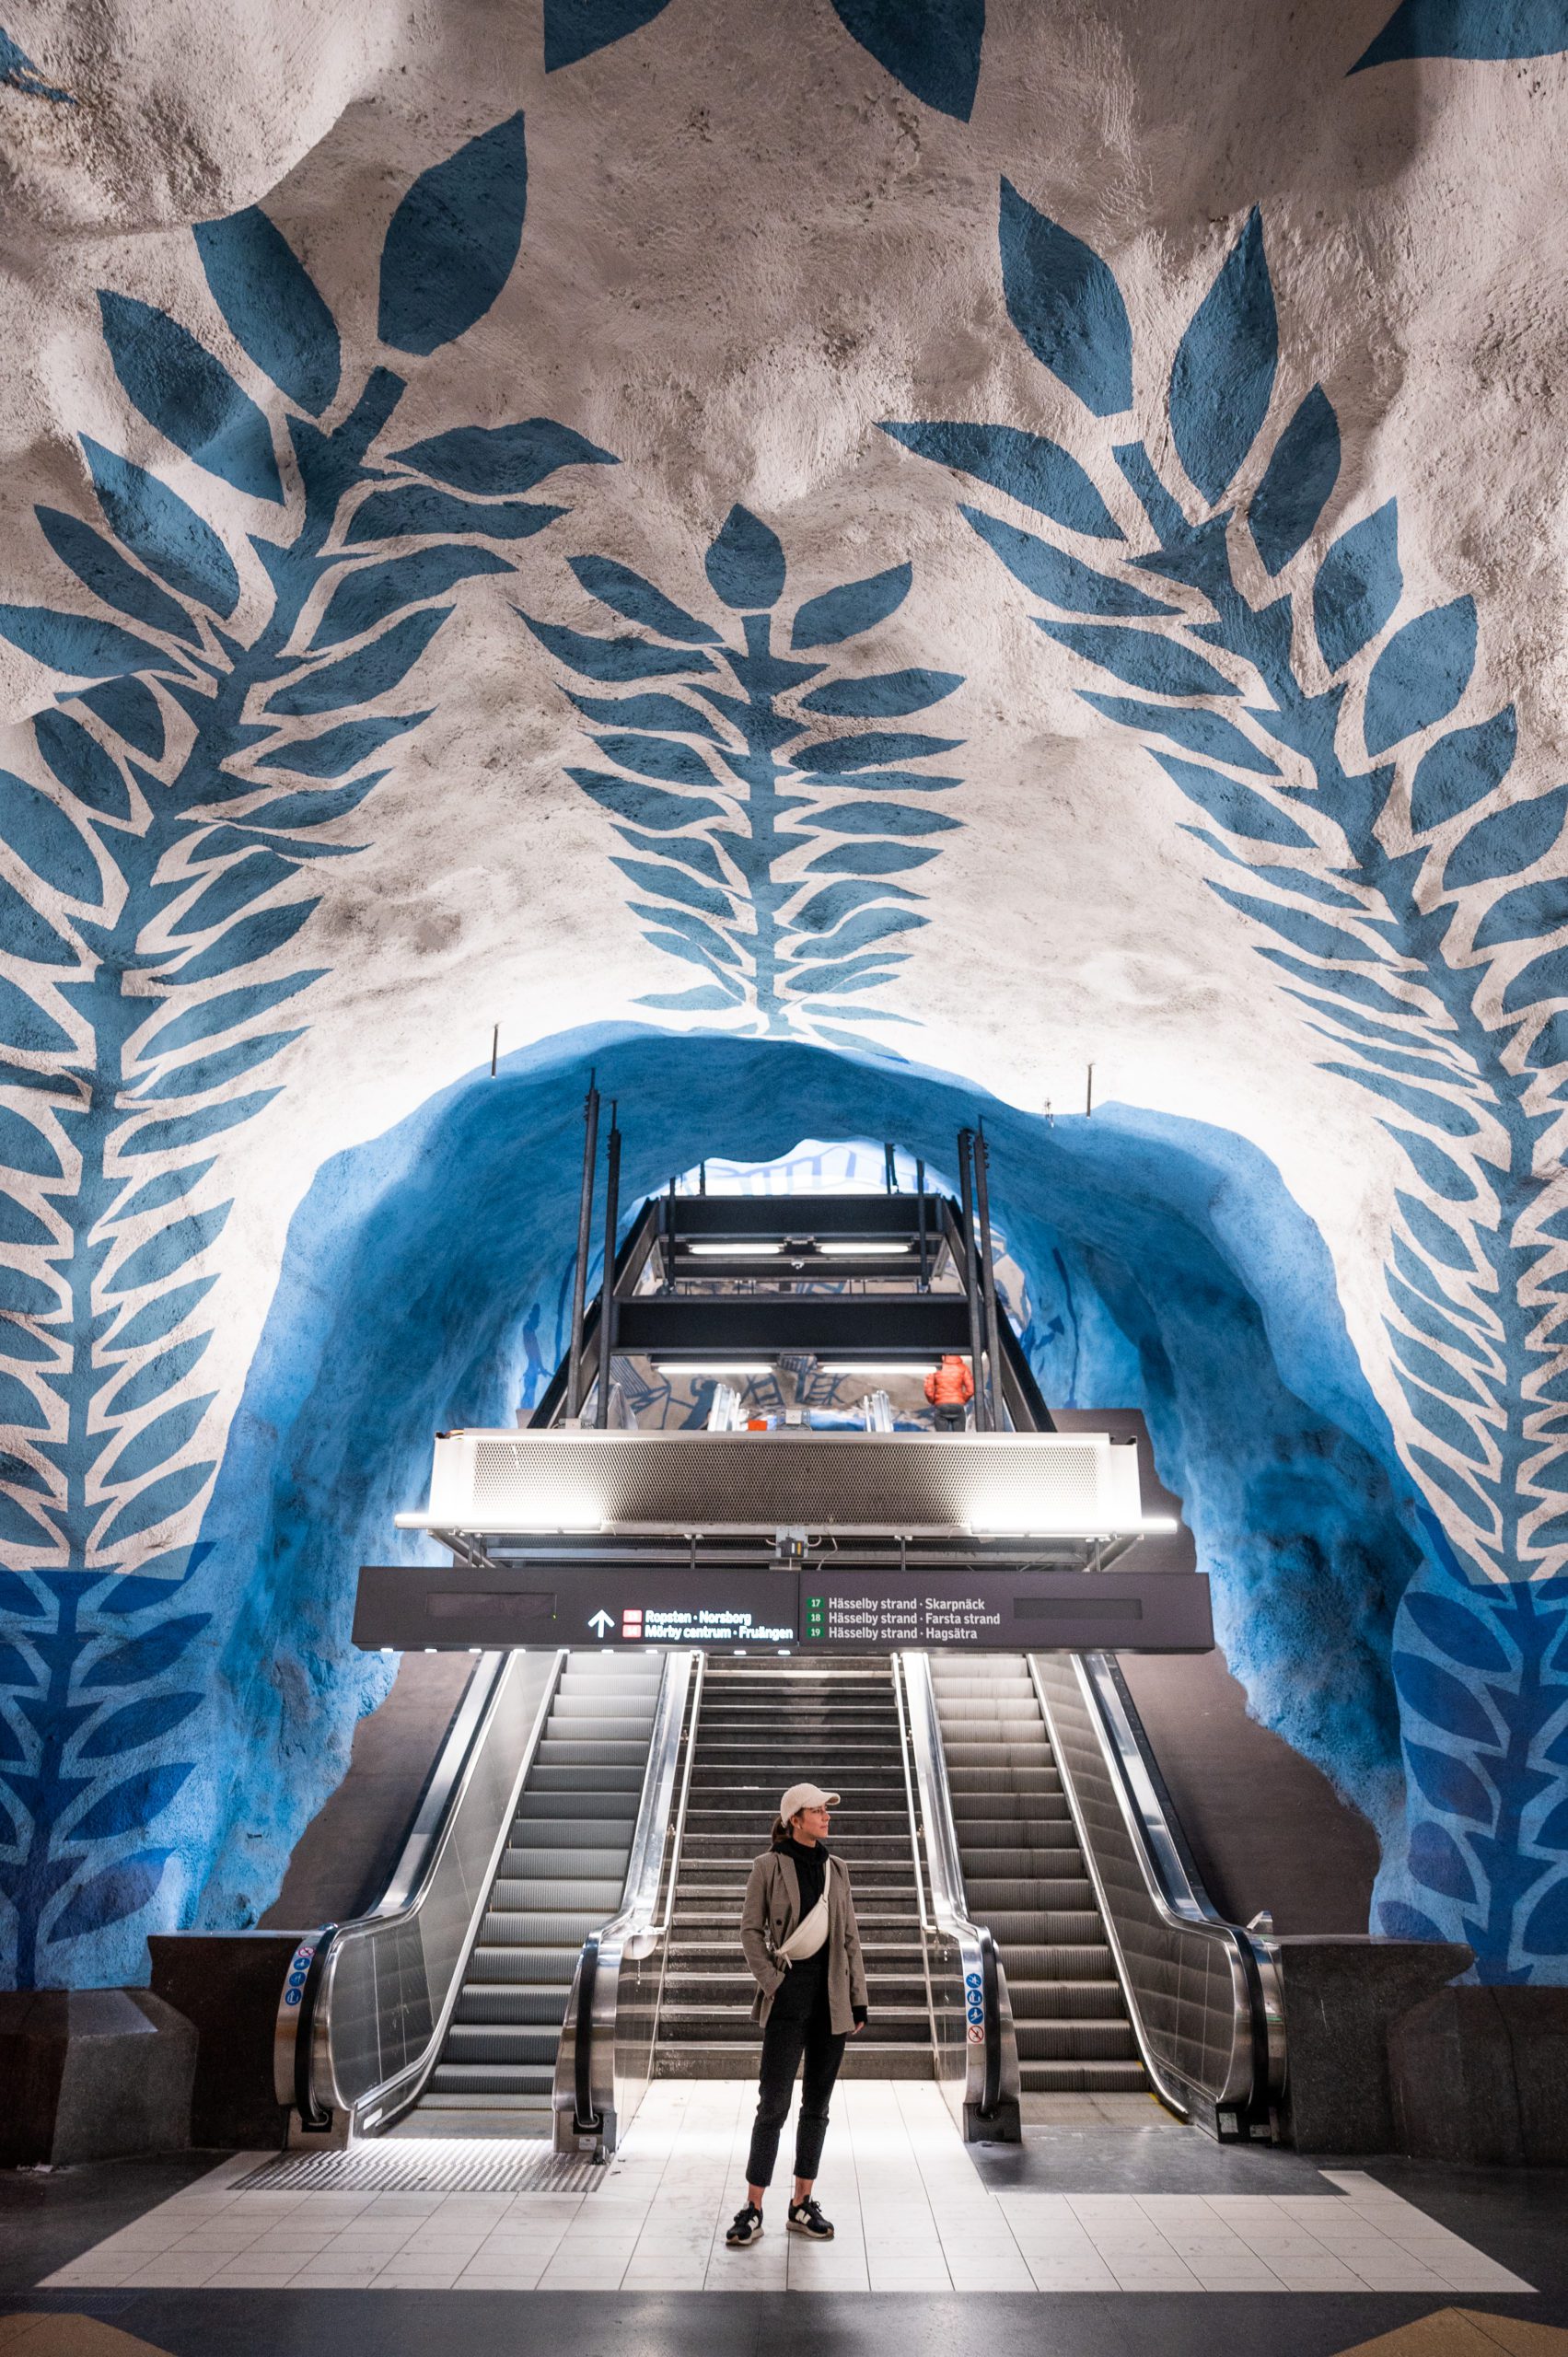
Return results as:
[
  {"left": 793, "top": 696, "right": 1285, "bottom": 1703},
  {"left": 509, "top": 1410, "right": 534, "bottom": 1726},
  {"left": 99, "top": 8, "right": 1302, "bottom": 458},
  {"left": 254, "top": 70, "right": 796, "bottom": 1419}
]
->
[{"left": 587, "top": 1609, "right": 614, "bottom": 1638}]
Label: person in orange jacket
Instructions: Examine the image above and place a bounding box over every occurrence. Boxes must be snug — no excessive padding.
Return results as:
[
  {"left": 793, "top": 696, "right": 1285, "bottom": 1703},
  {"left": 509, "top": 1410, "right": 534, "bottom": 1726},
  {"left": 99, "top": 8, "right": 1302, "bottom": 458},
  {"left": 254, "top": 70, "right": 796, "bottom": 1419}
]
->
[{"left": 924, "top": 1354, "right": 974, "bottom": 1433}]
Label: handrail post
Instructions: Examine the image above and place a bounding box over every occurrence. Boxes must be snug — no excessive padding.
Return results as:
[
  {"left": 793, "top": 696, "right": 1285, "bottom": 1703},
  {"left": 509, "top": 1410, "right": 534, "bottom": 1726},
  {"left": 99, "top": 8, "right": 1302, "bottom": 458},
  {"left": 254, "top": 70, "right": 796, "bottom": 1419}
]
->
[
  {"left": 915, "top": 1158, "right": 929, "bottom": 1292},
  {"left": 595, "top": 1108, "right": 621, "bottom": 1428},
  {"left": 973, "top": 1128, "right": 1005, "bottom": 1433},
  {"left": 566, "top": 1078, "right": 599, "bottom": 1418},
  {"left": 956, "top": 1131, "right": 989, "bottom": 1429}
]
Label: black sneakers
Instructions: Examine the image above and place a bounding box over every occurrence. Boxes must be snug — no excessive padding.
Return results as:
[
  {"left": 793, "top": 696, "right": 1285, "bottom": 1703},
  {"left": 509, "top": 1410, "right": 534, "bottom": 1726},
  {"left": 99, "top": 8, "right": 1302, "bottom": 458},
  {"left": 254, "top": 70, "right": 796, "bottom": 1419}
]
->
[
  {"left": 788, "top": 2198, "right": 834, "bottom": 2241},
  {"left": 726, "top": 2202, "right": 764, "bottom": 2247}
]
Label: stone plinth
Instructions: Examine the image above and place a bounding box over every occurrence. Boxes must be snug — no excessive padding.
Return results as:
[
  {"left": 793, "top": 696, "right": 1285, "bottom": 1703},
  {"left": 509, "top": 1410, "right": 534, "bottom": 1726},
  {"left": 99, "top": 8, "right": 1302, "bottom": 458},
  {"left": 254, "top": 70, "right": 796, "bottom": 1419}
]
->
[
  {"left": 1389, "top": 1986, "right": 1568, "bottom": 2166},
  {"left": 1273, "top": 1934, "right": 1472, "bottom": 2154},
  {"left": 147, "top": 1929, "right": 302, "bottom": 2150},
  {"left": 0, "top": 1988, "right": 195, "bottom": 2165}
]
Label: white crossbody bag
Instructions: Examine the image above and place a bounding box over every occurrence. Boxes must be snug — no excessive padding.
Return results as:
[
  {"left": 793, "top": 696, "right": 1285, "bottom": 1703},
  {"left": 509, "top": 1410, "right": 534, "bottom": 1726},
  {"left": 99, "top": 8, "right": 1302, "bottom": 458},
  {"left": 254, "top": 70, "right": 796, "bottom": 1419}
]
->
[{"left": 775, "top": 1857, "right": 833, "bottom": 1967}]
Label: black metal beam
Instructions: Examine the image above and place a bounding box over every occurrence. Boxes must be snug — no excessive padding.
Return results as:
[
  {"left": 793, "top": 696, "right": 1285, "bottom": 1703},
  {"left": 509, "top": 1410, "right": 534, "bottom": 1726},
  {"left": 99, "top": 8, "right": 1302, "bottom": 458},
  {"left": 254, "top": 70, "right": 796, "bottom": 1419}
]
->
[
  {"left": 664, "top": 1194, "right": 926, "bottom": 1239},
  {"left": 615, "top": 1295, "right": 972, "bottom": 1353}
]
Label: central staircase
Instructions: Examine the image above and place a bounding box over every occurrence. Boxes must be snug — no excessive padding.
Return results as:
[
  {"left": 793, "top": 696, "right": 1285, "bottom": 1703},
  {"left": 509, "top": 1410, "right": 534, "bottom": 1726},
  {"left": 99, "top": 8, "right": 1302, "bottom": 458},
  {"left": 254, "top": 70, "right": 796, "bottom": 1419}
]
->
[{"left": 655, "top": 1654, "right": 931, "bottom": 2077}]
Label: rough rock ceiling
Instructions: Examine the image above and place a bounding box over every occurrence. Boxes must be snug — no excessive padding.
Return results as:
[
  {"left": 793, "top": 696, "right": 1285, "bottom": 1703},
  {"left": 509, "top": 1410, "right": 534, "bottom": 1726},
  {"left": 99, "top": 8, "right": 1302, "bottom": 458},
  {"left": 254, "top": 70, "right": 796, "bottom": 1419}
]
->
[{"left": 0, "top": 1, "right": 1565, "bottom": 1986}]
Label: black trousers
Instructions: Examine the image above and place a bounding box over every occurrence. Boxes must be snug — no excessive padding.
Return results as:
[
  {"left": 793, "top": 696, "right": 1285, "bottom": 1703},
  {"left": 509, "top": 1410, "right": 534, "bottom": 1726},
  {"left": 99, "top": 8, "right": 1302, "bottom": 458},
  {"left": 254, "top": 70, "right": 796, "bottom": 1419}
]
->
[
  {"left": 934, "top": 1402, "right": 965, "bottom": 1431},
  {"left": 745, "top": 1960, "right": 846, "bottom": 2189}
]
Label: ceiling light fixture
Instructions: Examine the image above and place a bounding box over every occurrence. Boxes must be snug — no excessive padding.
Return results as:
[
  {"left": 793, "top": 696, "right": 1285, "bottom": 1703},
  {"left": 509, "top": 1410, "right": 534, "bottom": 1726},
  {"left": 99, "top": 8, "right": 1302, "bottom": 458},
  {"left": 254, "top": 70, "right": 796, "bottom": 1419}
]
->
[
  {"left": 654, "top": 1361, "right": 773, "bottom": 1377},
  {"left": 818, "top": 1240, "right": 911, "bottom": 1257},
  {"left": 686, "top": 1241, "right": 784, "bottom": 1258}
]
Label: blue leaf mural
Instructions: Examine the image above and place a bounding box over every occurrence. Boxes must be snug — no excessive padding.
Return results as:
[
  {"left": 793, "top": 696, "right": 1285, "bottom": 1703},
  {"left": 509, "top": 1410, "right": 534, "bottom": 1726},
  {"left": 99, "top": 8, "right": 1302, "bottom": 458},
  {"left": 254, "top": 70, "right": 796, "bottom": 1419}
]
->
[
  {"left": 1353, "top": 0, "right": 1568, "bottom": 70},
  {"left": 891, "top": 180, "right": 1568, "bottom": 1981},
  {"left": 0, "top": 114, "right": 614, "bottom": 1989},
  {"left": 0, "top": 26, "right": 74, "bottom": 101},
  {"left": 998, "top": 180, "right": 1132, "bottom": 418},
  {"left": 529, "top": 505, "right": 965, "bottom": 1042},
  {"left": 544, "top": 0, "right": 674, "bottom": 71},
  {"left": 830, "top": 0, "right": 985, "bottom": 120}
]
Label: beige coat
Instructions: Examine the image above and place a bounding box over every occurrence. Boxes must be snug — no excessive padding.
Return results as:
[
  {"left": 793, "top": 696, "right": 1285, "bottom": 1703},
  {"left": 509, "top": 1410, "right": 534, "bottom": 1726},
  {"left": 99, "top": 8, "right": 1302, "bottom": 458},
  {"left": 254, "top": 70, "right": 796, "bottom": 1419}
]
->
[{"left": 739, "top": 1847, "right": 869, "bottom": 2036}]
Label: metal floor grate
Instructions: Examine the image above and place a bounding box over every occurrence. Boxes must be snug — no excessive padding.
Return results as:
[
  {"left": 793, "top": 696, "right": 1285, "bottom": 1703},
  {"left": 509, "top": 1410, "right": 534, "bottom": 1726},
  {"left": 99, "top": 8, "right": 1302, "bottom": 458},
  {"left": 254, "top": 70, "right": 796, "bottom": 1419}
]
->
[{"left": 233, "top": 2141, "right": 605, "bottom": 2195}]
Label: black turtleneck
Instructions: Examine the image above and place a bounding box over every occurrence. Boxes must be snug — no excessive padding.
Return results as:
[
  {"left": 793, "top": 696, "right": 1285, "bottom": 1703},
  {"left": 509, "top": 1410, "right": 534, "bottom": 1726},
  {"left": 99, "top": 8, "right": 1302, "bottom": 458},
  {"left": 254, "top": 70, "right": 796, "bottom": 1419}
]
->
[{"left": 778, "top": 1834, "right": 828, "bottom": 1917}]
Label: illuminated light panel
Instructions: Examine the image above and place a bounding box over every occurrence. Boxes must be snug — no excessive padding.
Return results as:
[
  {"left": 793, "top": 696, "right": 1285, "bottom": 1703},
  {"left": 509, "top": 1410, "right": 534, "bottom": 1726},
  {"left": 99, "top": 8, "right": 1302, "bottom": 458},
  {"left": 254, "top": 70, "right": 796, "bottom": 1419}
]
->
[
  {"left": 817, "top": 1240, "right": 911, "bottom": 1256},
  {"left": 685, "top": 1241, "right": 783, "bottom": 1257},
  {"left": 654, "top": 1361, "right": 773, "bottom": 1376},
  {"left": 819, "top": 1361, "right": 936, "bottom": 1376}
]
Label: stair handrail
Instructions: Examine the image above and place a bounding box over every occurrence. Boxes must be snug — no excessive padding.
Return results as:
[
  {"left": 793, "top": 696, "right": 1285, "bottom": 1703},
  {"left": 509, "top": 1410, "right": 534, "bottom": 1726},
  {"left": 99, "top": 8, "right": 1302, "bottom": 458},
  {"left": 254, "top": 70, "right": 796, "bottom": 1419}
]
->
[
  {"left": 552, "top": 1646, "right": 700, "bottom": 2155},
  {"left": 1028, "top": 1649, "right": 1283, "bottom": 2139},
  {"left": 279, "top": 1644, "right": 569, "bottom": 2141},
  {"left": 897, "top": 1648, "right": 1020, "bottom": 2136}
]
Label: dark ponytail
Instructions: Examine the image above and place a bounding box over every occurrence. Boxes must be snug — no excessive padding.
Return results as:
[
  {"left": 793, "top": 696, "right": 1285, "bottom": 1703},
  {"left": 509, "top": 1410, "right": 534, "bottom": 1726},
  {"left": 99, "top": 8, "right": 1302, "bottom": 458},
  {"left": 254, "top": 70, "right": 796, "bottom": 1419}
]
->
[{"left": 770, "top": 1814, "right": 789, "bottom": 1847}]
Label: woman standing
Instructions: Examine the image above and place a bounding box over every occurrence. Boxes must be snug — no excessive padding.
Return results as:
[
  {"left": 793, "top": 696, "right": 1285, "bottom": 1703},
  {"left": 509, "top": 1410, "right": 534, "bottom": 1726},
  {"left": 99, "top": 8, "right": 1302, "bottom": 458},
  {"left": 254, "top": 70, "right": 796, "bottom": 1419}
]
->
[{"left": 726, "top": 1782, "right": 868, "bottom": 2248}]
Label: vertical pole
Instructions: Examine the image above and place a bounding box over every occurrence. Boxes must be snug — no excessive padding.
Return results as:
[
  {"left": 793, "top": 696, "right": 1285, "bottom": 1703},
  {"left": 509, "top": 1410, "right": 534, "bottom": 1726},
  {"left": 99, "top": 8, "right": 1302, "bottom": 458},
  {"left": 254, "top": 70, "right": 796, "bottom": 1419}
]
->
[
  {"left": 595, "top": 1108, "right": 621, "bottom": 1428},
  {"left": 699, "top": 1160, "right": 707, "bottom": 1196},
  {"left": 884, "top": 1143, "right": 897, "bottom": 1195},
  {"left": 915, "top": 1158, "right": 928, "bottom": 1293},
  {"left": 663, "top": 1176, "right": 677, "bottom": 1294},
  {"left": 957, "top": 1129, "right": 988, "bottom": 1431},
  {"left": 565, "top": 1075, "right": 599, "bottom": 1420},
  {"left": 974, "top": 1126, "right": 1006, "bottom": 1434}
]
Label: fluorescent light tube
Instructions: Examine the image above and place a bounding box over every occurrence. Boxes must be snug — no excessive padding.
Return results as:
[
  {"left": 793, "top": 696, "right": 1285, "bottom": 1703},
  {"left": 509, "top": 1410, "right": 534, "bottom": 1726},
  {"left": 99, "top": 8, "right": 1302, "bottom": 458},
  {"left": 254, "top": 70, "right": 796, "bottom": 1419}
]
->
[
  {"left": 655, "top": 1361, "right": 773, "bottom": 1376},
  {"left": 818, "top": 1240, "right": 910, "bottom": 1256},
  {"left": 686, "top": 1241, "right": 784, "bottom": 1257}
]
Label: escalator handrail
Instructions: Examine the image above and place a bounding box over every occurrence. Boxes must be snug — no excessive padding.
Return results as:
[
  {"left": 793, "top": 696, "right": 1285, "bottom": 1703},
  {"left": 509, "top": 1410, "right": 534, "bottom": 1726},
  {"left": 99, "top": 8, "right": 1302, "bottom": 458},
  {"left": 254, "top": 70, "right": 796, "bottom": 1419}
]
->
[
  {"left": 304, "top": 1645, "right": 570, "bottom": 2126},
  {"left": 1028, "top": 1648, "right": 1281, "bottom": 2124},
  {"left": 644, "top": 1650, "right": 704, "bottom": 1938},
  {"left": 897, "top": 1648, "right": 1016, "bottom": 2125}
]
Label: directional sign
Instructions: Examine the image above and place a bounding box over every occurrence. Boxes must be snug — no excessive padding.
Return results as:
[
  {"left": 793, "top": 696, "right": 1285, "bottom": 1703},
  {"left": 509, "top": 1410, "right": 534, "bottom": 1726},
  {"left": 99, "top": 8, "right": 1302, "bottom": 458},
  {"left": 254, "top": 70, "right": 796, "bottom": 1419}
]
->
[{"left": 587, "top": 1609, "right": 614, "bottom": 1637}]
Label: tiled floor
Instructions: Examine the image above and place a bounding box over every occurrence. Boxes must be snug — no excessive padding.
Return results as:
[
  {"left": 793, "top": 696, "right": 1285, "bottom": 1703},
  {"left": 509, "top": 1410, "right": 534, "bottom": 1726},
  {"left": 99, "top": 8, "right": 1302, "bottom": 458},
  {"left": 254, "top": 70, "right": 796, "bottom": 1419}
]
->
[{"left": 39, "top": 2083, "right": 1535, "bottom": 2298}]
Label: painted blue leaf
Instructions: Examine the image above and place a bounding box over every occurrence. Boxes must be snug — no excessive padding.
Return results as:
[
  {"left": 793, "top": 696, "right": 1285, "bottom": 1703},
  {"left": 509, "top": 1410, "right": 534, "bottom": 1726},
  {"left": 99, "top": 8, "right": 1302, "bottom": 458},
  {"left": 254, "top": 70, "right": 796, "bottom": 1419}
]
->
[
  {"left": 1526, "top": 1007, "right": 1568, "bottom": 1069},
  {"left": 1537, "top": 1796, "right": 1568, "bottom": 1853},
  {"left": 637, "top": 982, "right": 739, "bottom": 1011},
  {"left": 0, "top": 987, "right": 73, "bottom": 1057},
  {"left": 1248, "top": 386, "right": 1341, "bottom": 575},
  {"left": 570, "top": 691, "right": 721, "bottom": 740},
  {"left": 99, "top": 1393, "right": 215, "bottom": 1490},
  {"left": 0, "top": 872, "right": 76, "bottom": 968},
  {"left": 792, "top": 564, "right": 911, "bottom": 650},
  {"left": 1377, "top": 1899, "right": 1450, "bottom": 1942},
  {"left": 143, "top": 973, "right": 319, "bottom": 1060},
  {"left": 570, "top": 556, "right": 718, "bottom": 644},
  {"left": 1313, "top": 501, "right": 1402, "bottom": 673},
  {"left": 1080, "top": 691, "right": 1278, "bottom": 774},
  {"left": 379, "top": 114, "right": 528, "bottom": 356},
  {"left": 315, "top": 547, "right": 510, "bottom": 649},
  {"left": 110, "top": 1280, "right": 216, "bottom": 1355},
  {"left": 0, "top": 1490, "right": 55, "bottom": 1547},
  {"left": 78, "top": 437, "right": 239, "bottom": 621},
  {"left": 1389, "top": 1327, "right": 1487, "bottom": 1412},
  {"left": 1382, "top": 1125, "right": 1475, "bottom": 1203},
  {"left": 170, "top": 849, "right": 296, "bottom": 940},
  {"left": 1404, "top": 1738, "right": 1493, "bottom": 1826},
  {"left": 791, "top": 908, "right": 924, "bottom": 959},
  {"left": 1409, "top": 706, "right": 1516, "bottom": 833},
  {"left": 626, "top": 902, "right": 739, "bottom": 965},
  {"left": 0, "top": 27, "right": 74, "bottom": 99},
  {"left": 704, "top": 506, "right": 785, "bottom": 610},
  {"left": 268, "top": 606, "right": 450, "bottom": 718},
  {"left": 1147, "top": 750, "right": 1311, "bottom": 846},
  {"left": 523, "top": 611, "right": 713, "bottom": 683},
  {"left": 590, "top": 733, "right": 719, "bottom": 788},
  {"left": 830, "top": 0, "right": 984, "bottom": 119},
  {"left": 1353, "top": 0, "right": 1568, "bottom": 70},
  {"left": 1364, "top": 596, "right": 1477, "bottom": 756},
  {"left": 1408, "top": 1820, "right": 1478, "bottom": 1904},
  {"left": 1394, "top": 1650, "right": 1498, "bottom": 1746},
  {"left": 0, "top": 1571, "right": 44, "bottom": 1618},
  {"left": 808, "top": 799, "right": 960, "bottom": 837},
  {"left": 612, "top": 858, "right": 731, "bottom": 918},
  {"left": 256, "top": 713, "right": 429, "bottom": 778},
  {"left": 570, "top": 771, "right": 723, "bottom": 832},
  {"left": 544, "top": 0, "right": 675, "bottom": 69},
  {"left": 1521, "top": 1872, "right": 1568, "bottom": 1957},
  {"left": 0, "top": 601, "right": 159, "bottom": 681},
  {"left": 0, "top": 771, "right": 99, "bottom": 902},
  {"left": 98, "top": 293, "right": 282, "bottom": 503},
  {"left": 0, "top": 1265, "right": 62, "bottom": 1318},
  {"left": 794, "top": 731, "right": 959, "bottom": 772},
  {"left": 348, "top": 485, "right": 563, "bottom": 546},
  {"left": 0, "top": 1195, "right": 52, "bottom": 1250},
  {"left": 1168, "top": 210, "right": 1277, "bottom": 503},
  {"left": 135, "top": 1028, "right": 301, "bottom": 1101},
  {"left": 1404, "top": 1591, "right": 1511, "bottom": 1673},
  {"left": 105, "top": 1337, "right": 213, "bottom": 1420},
  {"left": 793, "top": 879, "right": 919, "bottom": 932},
  {"left": 71, "top": 1761, "right": 194, "bottom": 1842},
  {"left": 801, "top": 669, "right": 964, "bottom": 723},
  {"left": 36, "top": 508, "right": 202, "bottom": 648},
  {"left": 1398, "top": 1190, "right": 1475, "bottom": 1274},
  {"left": 1037, "top": 620, "right": 1237, "bottom": 698},
  {"left": 1501, "top": 944, "right": 1567, "bottom": 1017},
  {"left": 880, "top": 420, "right": 1121, "bottom": 539},
  {"left": 75, "top": 675, "right": 165, "bottom": 761},
  {"left": 962, "top": 506, "right": 1175, "bottom": 619},
  {"left": 34, "top": 711, "right": 130, "bottom": 819},
  {"left": 81, "top": 1615, "right": 208, "bottom": 1690},
  {"left": 393, "top": 418, "right": 616, "bottom": 494},
  {"left": 783, "top": 956, "right": 907, "bottom": 993},
  {"left": 1445, "top": 783, "right": 1568, "bottom": 889},
  {"left": 46, "top": 1849, "right": 170, "bottom": 1944},
  {"left": 158, "top": 900, "right": 318, "bottom": 988},
  {"left": 1472, "top": 878, "right": 1568, "bottom": 954},
  {"left": 805, "top": 841, "right": 938, "bottom": 875},
  {"left": 998, "top": 179, "right": 1131, "bottom": 415},
  {"left": 114, "top": 1163, "right": 216, "bottom": 1225},
  {"left": 193, "top": 206, "right": 340, "bottom": 415},
  {"left": 109, "top": 1204, "right": 231, "bottom": 1296},
  {"left": 120, "top": 1090, "right": 280, "bottom": 1158},
  {"left": 77, "top": 1689, "right": 203, "bottom": 1761},
  {"left": 611, "top": 827, "right": 728, "bottom": 883},
  {"left": 1324, "top": 1062, "right": 1479, "bottom": 1137},
  {"left": 0, "top": 1368, "right": 46, "bottom": 1428},
  {"left": 0, "top": 1106, "right": 61, "bottom": 1178}
]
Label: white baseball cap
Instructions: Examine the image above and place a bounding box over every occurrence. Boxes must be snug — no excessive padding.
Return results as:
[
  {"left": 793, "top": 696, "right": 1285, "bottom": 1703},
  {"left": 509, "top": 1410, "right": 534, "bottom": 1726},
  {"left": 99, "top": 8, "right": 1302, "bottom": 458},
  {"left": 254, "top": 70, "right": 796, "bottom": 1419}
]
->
[{"left": 780, "top": 1782, "right": 840, "bottom": 1820}]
